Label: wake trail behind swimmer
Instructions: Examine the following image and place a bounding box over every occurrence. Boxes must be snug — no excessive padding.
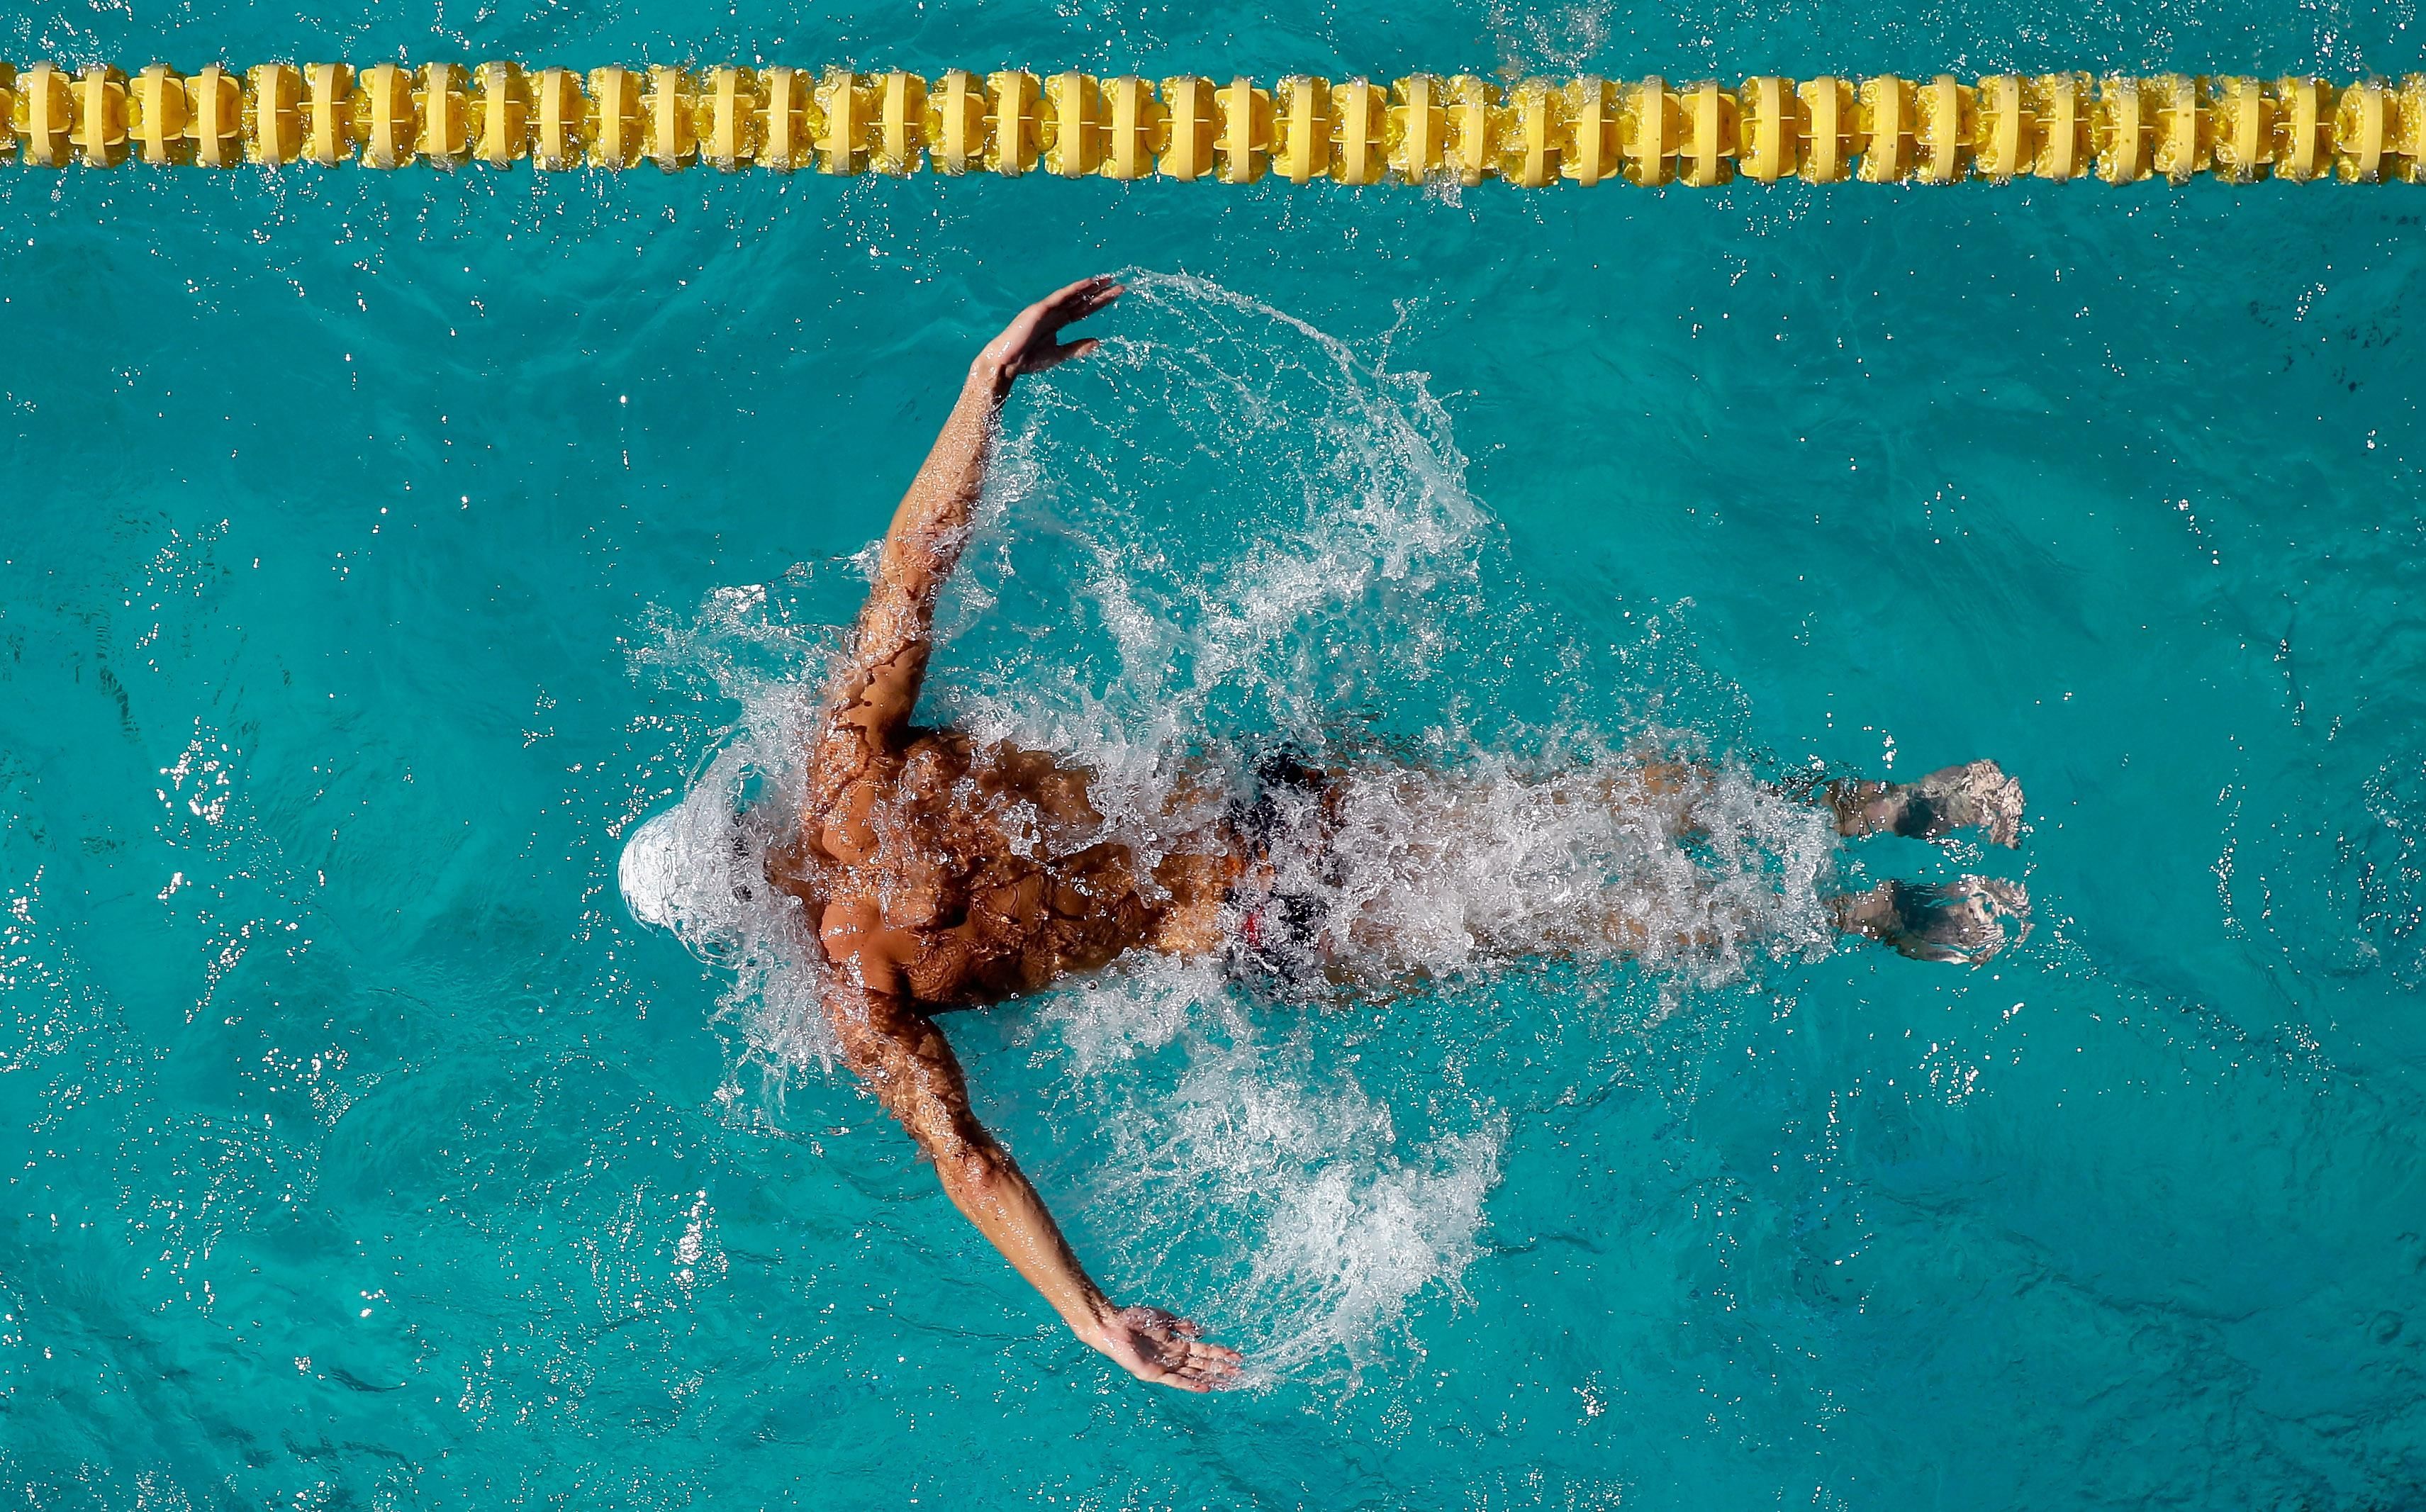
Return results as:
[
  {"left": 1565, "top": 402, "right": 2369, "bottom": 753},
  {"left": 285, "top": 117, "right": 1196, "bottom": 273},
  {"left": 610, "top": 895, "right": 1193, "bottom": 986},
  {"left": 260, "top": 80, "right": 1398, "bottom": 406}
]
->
[{"left": 714, "top": 277, "right": 2029, "bottom": 1391}]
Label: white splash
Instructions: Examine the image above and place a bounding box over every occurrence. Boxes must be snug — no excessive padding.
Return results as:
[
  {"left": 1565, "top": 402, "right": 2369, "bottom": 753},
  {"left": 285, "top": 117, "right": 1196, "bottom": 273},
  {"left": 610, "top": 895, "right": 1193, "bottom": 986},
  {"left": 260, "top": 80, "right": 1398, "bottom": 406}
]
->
[{"left": 1036, "top": 961, "right": 1505, "bottom": 1386}]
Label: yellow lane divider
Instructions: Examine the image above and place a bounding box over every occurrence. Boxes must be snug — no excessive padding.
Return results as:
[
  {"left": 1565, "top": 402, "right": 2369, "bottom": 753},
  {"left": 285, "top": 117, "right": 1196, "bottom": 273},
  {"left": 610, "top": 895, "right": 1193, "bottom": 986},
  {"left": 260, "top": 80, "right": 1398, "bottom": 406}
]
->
[{"left": 6, "top": 63, "right": 2424, "bottom": 184}]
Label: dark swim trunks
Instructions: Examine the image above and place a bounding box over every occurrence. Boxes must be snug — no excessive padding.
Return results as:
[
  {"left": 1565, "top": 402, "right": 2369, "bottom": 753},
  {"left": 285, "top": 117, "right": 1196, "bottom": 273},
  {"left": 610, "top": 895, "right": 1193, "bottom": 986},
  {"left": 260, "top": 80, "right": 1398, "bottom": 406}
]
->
[{"left": 1226, "top": 750, "right": 1337, "bottom": 997}]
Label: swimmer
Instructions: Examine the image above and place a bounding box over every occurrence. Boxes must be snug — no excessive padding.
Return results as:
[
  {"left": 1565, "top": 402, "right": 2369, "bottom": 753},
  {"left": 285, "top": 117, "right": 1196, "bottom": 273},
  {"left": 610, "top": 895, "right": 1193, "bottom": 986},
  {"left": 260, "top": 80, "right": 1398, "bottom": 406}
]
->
[{"left": 765, "top": 276, "right": 2029, "bottom": 1391}]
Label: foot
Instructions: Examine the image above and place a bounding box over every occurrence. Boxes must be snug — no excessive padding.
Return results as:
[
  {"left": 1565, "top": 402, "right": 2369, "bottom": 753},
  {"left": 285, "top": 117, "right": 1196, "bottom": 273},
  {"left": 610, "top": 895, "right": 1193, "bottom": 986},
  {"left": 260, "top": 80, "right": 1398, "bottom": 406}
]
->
[
  {"left": 1833, "top": 760, "right": 2025, "bottom": 849},
  {"left": 1831, "top": 877, "right": 2030, "bottom": 965}
]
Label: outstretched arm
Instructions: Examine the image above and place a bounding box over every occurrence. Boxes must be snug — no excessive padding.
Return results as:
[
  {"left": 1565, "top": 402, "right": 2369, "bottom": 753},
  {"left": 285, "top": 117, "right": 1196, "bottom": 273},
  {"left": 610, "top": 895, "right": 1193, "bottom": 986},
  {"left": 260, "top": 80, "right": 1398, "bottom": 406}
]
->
[
  {"left": 822, "top": 976, "right": 1241, "bottom": 1391},
  {"left": 808, "top": 276, "right": 1125, "bottom": 811}
]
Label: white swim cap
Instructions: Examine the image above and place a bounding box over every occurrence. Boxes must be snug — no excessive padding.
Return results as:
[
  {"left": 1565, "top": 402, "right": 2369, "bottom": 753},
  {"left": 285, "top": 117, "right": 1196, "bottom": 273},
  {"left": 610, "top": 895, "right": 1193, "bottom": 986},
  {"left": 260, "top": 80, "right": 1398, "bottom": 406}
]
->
[{"left": 619, "top": 799, "right": 753, "bottom": 956}]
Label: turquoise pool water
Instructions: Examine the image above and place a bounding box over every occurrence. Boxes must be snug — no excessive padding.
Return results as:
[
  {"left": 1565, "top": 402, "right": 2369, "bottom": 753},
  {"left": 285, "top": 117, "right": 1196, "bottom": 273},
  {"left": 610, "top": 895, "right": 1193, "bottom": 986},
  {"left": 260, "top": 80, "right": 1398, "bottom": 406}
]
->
[{"left": 9, "top": 1, "right": 2426, "bottom": 1506}]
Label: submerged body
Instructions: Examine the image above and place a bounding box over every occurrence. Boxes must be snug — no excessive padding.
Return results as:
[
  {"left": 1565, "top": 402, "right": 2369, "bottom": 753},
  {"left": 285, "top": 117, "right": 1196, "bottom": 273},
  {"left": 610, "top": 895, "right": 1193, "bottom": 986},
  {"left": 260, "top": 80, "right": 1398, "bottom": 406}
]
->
[{"left": 765, "top": 279, "right": 2027, "bottom": 1391}]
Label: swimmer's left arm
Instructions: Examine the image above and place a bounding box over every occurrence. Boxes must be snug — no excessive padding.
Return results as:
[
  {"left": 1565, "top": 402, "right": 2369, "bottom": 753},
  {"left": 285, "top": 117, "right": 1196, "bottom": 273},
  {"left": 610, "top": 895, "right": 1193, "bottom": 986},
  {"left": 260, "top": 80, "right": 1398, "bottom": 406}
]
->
[
  {"left": 821, "top": 975, "right": 1241, "bottom": 1391},
  {"left": 809, "top": 278, "right": 1124, "bottom": 809}
]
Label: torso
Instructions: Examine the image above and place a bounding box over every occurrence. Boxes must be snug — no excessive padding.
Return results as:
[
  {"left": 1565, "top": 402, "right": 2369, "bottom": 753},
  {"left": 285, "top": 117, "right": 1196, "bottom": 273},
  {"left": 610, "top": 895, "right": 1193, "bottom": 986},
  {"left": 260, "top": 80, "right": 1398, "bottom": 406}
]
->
[{"left": 767, "top": 731, "right": 1239, "bottom": 1007}]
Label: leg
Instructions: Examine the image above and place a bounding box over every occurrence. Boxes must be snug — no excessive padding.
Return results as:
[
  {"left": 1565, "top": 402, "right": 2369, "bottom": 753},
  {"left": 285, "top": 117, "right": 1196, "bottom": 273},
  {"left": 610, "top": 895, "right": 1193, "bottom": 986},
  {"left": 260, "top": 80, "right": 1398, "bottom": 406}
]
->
[
  {"left": 1625, "top": 757, "right": 2024, "bottom": 850},
  {"left": 1830, "top": 876, "right": 2030, "bottom": 965},
  {"left": 1609, "top": 756, "right": 1721, "bottom": 841},
  {"left": 1827, "top": 760, "right": 2024, "bottom": 848},
  {"left": 1599, "top": 905, "right": 1719, "bottom": 958}
]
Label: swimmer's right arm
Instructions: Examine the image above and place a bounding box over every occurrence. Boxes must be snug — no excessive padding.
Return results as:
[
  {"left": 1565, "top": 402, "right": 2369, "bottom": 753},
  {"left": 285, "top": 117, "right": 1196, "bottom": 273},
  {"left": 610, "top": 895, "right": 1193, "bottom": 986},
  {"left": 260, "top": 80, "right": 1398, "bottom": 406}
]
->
[
  {"left": 809, "top": 277, "right": 1124, "bottom": 807},
  {"left": 821, "top": 976, "right": 1242, "bottom": 1391}
]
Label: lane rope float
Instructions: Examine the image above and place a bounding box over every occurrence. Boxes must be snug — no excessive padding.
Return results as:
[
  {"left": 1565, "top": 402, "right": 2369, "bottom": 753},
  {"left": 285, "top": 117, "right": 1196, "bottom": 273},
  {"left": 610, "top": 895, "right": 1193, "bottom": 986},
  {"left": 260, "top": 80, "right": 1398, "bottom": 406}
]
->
[{"left": 5, "top": 63, "right": 2423, "bottom": 185}]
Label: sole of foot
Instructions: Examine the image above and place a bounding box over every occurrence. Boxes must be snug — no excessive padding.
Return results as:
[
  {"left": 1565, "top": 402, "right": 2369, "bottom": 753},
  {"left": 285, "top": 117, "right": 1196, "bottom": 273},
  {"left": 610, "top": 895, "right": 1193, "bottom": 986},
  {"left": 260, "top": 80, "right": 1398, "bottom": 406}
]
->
[
  {"left": 1838, "top": 876, "right": 2031, "bottom": 965},
  {"left": 1901, "top": 760, "right": 2025, "bottom": 849}
]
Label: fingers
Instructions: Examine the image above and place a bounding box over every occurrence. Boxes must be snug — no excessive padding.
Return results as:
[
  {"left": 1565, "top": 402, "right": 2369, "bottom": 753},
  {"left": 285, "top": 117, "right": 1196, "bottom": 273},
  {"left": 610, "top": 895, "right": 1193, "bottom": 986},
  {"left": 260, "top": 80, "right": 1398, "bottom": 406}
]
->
[
  {"left": 1142, "top": 1345, "right": 1241, "bottom": 1392},
  {"left": 983, "top": 278, "right": 1122, "bottom": 386},
  {"left": 1195, "top": 1340, "right": 1243, "bottom": 1370},
  {"left": 1174, "top": 1338, "right": 1243, "bottom": 1389},
  {"left": 1155, "top": 1327, "right": 1241, "bottom": 1385},
  {"left": 1047, "top": 274, "right": 1121, "bottom": 310},
  {"left": 1041, "top": 274, "right": 1113, "bottom": 309},
  {"left": 1036, "top": 276, "right": 1124, "bottom": 332},
  {"left": 1110, "top": 1306, "right": 1242, "bottom": 1392}
]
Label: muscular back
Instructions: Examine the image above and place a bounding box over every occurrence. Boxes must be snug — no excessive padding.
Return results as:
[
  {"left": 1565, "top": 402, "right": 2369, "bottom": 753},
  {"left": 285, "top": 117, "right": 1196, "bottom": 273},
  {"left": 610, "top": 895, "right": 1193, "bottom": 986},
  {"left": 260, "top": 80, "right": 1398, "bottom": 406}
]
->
[{"left": 768, "top": 732, "right": 1179, "bottom": 1006}]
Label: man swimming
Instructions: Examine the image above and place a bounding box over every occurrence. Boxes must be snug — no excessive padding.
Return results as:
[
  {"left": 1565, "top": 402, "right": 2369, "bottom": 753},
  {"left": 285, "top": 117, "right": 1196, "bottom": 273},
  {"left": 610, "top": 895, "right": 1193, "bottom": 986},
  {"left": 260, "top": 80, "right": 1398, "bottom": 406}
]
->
[{"left": 764, "top": 276, "right": 2027, "bottom": 1391}]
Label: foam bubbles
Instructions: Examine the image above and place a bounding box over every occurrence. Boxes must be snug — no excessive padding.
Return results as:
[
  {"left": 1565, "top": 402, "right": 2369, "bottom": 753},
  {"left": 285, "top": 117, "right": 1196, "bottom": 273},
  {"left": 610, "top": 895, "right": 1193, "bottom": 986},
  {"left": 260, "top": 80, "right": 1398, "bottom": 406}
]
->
[
  {"left": 1312, "top": 754, "right": 1837, "bottom": 991},
  {"left": 622, "top": 581, "right": 837, "bottom": 1070},
  {"left": 1022, "top": 957, "right": 1504, "bottom": 1388}
]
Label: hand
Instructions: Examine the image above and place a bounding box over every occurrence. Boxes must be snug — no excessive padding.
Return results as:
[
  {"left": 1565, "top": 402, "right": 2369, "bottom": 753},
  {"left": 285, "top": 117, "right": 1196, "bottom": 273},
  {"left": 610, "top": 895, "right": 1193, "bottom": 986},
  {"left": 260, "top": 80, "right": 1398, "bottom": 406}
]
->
[
  {"left": 974, "top": 275, "right": 1125, "bottom": 391},
  {"left": 1089, "top": 1303, "right": 1243, "bottom": 1393}
]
